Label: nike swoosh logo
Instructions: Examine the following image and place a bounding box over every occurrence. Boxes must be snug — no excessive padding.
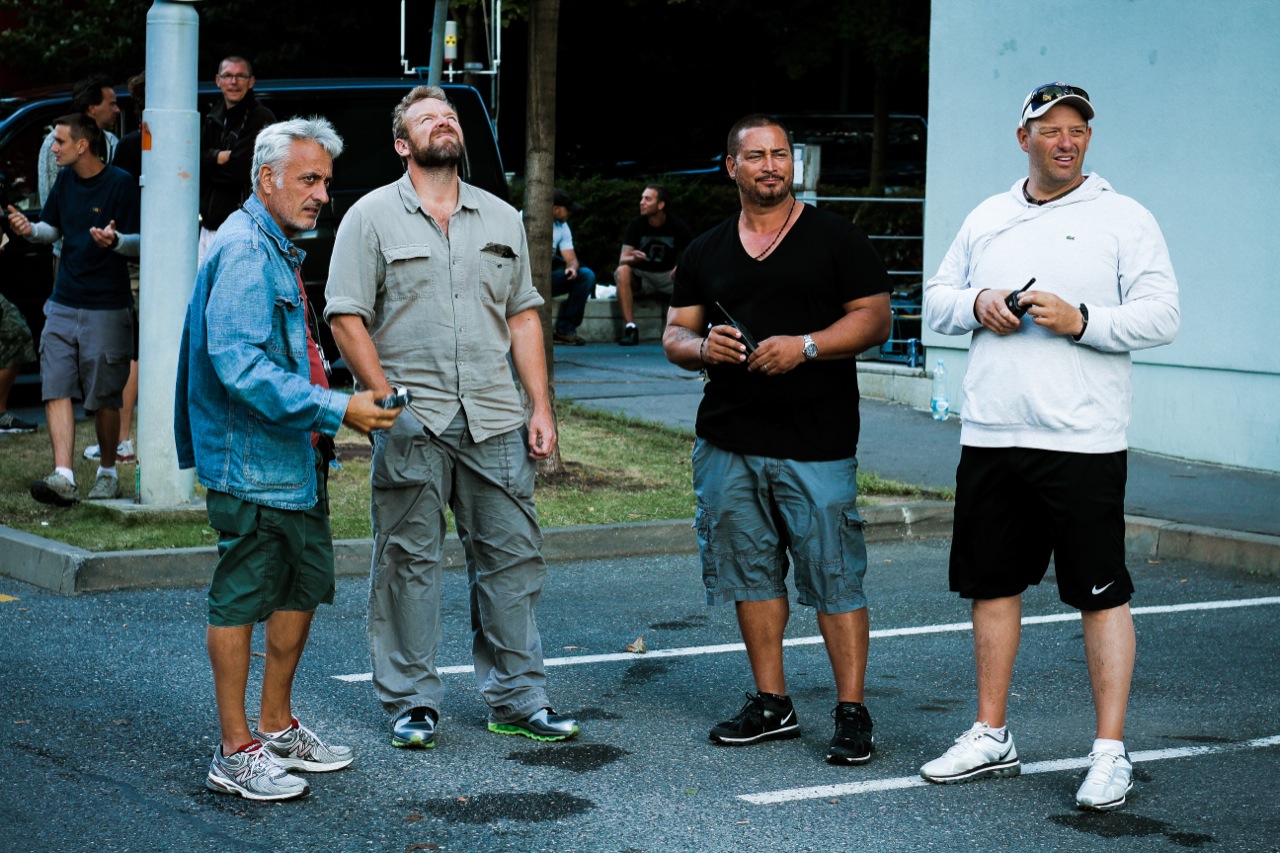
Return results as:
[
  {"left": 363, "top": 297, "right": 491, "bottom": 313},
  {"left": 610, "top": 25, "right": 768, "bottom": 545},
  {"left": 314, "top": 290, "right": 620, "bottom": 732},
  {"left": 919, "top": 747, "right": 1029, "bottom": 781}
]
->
[
  {"left": 1092, "top": 582, "right": 1115, "bottom": 595},
  {"left": 780, "top": 711, "right": 796, "bottom": 726}
]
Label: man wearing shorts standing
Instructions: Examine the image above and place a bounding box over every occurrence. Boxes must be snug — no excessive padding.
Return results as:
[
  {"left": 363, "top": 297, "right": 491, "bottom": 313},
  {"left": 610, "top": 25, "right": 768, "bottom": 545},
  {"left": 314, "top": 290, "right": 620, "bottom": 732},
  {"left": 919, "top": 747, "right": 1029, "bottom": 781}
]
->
[
  {"left": 616, "top": 184, "right": 693, "bottom": 346},
  {"left": 7, "top": 113, "right": 138, "bottom": 505},
  {"left": 176, "top": 117, "right": 398, "bottom": 801},
  {"left": 919, "top": 83, "right": 1179, "bottom": 810},
  {"left": 663, "top": 114, "right": 891, "bottom": 764}
]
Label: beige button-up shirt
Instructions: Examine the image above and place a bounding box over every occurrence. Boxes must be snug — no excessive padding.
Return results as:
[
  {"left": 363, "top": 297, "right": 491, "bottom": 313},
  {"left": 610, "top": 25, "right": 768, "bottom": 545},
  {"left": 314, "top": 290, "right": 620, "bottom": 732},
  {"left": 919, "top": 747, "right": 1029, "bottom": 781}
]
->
[{"left": 324, "top": 174, "right": 542, "bottom": 442}]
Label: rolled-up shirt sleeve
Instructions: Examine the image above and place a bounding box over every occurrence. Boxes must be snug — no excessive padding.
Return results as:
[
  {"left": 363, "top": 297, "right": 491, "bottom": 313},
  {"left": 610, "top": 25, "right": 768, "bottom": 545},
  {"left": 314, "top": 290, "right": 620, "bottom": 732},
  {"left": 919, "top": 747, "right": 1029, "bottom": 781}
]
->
[{"left": 324, "top": 205, "right": 383, "bottom": 325}]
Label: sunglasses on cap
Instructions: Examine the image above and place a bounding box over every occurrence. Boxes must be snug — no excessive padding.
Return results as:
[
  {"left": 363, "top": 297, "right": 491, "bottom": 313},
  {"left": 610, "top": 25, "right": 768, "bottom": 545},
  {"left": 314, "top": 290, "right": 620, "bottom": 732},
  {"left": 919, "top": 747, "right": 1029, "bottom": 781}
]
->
[
  {"left": 1023, "top": 82, "right": 1093, "bottom": 123},
  {"left": 1030, "top": 83, "right": 1090, "bottom": 107}
]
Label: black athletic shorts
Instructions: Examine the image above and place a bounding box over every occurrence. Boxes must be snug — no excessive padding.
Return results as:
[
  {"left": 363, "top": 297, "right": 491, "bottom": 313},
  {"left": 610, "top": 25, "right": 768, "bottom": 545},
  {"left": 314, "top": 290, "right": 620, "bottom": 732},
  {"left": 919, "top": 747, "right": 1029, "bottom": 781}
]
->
[{"left": 949, "top": 446, "right": 1133, "bottom": 611}]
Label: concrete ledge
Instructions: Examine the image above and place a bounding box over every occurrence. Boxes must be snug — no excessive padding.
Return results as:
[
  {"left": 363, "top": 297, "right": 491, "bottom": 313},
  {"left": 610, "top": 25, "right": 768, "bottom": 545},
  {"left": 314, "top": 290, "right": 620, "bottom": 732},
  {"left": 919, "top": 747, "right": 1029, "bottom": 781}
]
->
[
  {"left": 6, "top": 503, "right": 1278, "bottom": 595},
  {"left": 552, "top": 296, "right": 665, "bottom": 344},
  {"left": 856, "top": 361, "right": 933, "bottom": 410},
  {"left": 1125, "top": 514, "right": 1280, "bottom": 577}
]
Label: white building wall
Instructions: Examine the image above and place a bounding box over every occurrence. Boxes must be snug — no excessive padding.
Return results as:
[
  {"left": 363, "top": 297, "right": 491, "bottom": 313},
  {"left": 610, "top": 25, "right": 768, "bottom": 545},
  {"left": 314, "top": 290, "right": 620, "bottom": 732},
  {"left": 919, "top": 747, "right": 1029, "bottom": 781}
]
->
[{"left": 924, "top": 0, "right": 1280, "bottom": 471}]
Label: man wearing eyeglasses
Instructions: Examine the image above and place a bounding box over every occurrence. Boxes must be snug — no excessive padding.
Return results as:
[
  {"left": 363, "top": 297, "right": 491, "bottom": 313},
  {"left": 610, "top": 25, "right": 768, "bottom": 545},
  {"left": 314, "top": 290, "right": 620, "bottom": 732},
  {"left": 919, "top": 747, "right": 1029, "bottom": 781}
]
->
[
  {"left": 921, "top": 83, "right": 1180, "bottom": 811},
  {"left": 199, "top": 56, "right": 275, "bottom": 262}
]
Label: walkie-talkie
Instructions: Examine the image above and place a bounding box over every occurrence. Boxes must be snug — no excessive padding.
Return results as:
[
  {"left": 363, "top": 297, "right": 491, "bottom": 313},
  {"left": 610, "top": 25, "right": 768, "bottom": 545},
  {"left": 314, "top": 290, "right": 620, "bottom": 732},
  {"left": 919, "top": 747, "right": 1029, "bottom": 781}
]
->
[{"left": 714, "top": 301, "right": 759, "bottom": 354}]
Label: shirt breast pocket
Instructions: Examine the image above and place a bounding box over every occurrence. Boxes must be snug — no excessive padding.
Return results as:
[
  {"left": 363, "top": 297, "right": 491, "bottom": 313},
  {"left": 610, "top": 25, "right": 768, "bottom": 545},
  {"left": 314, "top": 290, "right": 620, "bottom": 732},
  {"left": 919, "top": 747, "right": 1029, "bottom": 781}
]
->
[
  {"left": 480, "top": 251, "right": 515, "bottom": 305},
  {"left": 382, "top": 244, "right": 434, "bottom": 301},
  {"left": 272, "top": 290, "right": 306, "bottom": 362}
]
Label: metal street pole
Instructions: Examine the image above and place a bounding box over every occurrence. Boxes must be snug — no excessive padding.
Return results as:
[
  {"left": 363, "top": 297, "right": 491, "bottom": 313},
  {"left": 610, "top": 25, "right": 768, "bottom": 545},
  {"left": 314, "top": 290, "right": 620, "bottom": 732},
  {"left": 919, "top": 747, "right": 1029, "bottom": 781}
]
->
[{"left": 138, "top": 0, "right": 199, "bottom": 506}]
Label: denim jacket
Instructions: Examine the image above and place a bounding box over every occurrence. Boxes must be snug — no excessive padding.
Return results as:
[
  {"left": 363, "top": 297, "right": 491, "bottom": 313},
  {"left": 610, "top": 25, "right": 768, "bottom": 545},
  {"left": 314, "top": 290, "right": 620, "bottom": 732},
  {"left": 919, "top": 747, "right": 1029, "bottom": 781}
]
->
[{"left": 175, "top": 194, "right": 347, "bottom": 510}]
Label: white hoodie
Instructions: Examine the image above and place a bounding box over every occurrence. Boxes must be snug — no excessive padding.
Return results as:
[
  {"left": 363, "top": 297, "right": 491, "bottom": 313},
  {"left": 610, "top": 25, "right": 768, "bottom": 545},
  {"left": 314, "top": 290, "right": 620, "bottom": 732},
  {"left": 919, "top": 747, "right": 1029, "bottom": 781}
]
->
[{"left": 924, "top": 174, "right": 1180, "bottom": 453}]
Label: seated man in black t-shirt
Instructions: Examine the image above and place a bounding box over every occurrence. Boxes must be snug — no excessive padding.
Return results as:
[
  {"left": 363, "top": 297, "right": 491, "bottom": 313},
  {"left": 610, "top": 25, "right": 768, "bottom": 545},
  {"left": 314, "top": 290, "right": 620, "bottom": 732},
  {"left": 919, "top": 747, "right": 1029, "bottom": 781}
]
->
[
  {"left": 662, "top": 115, "right": 890, "bottom": 766},
  {"left": 614, "top": 184, "right": 693, "bottom": 345},
  {"left": 6, "top": 114, "right": 140, "bottom": 506}
]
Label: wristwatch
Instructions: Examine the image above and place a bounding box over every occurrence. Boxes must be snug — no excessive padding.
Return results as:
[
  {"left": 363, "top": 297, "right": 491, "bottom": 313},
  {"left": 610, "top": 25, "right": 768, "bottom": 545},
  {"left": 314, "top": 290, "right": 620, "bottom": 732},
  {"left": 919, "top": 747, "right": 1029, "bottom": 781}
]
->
[
  {"left": 802, "top": 334, "right": 818, "bottom": 361},
  {"left": 1073, "top": 304, "right": 1089, "bottom": 342}
]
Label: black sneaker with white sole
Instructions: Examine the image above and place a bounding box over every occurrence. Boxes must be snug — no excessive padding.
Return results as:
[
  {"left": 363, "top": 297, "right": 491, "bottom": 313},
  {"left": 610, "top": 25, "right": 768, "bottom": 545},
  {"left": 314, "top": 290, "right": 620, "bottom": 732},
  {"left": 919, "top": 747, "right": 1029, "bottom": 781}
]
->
[
  {"left": 826, "top": 701, "right": 875, "bottom": 764},
  {"left": 709, "top": 692, "right": 800, "bottom": 745}
]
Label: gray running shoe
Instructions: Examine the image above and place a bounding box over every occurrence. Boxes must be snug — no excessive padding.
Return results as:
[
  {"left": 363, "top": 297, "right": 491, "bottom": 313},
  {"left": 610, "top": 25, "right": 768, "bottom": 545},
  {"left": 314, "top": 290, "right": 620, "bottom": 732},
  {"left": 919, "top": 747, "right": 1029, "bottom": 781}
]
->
[
  {"left": 30, "top": 472, "right": 78, "bottom": 506},
  {"left": 206, "top": 741, "right": 309, "bottom": 801},
  {"left": 0, "top": 412, "right": 37, "bottom": 433},
  {"left": 488, "top": 708, "right": 580, "bottom": 742},
  {"left": 391, "top": 706, "right": 438, "bottom": 749},
  {"left": 86, "top": 472, "right": 121, "bottom": 501},
  {"left": 255, "top": 717, "right": 353, "bottom": 772}
]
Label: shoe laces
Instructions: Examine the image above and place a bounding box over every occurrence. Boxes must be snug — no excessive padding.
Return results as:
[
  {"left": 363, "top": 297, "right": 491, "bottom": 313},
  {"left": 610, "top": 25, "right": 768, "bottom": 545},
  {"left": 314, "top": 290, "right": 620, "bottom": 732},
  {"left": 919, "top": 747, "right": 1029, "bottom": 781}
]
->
[
  {"left": 947, "top": 723, "right": 998, "bottom": 754},
  {"left": 1084, "top": 749, "right": 1125, "bottom": 782}
]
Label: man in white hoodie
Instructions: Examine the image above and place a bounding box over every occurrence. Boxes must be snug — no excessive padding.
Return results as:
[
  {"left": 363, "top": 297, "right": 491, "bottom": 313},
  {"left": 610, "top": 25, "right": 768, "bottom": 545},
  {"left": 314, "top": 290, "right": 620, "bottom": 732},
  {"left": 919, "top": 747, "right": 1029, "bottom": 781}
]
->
[{"left": 919, "top": 83, "right": 1180, "bottom": 811}]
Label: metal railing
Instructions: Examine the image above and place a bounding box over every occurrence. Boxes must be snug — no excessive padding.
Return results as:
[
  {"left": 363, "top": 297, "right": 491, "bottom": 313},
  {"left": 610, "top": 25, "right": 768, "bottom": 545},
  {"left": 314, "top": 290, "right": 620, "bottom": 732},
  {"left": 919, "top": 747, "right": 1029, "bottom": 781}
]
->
[{"left": 802, "top": 188, "right": 925, "bottom": 368}]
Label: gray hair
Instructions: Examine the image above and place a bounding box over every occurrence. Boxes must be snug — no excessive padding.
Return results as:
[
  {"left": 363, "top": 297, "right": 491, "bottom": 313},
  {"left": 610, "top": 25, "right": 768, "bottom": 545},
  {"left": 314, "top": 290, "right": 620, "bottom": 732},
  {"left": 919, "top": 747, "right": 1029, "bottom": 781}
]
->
[{"left": 250, "top": 116, "right": 344, "bottom": 189}]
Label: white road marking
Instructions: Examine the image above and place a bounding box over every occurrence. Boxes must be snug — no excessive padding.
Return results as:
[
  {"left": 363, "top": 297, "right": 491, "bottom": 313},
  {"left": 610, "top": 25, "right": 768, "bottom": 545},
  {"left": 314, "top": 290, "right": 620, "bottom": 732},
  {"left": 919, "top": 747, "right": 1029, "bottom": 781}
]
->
[
  {"left": 331, "top": 595, "right": 1280, "bottom": 683},
  {"left": 738, "top": 734, "right": 1280, "bottom": 805}
]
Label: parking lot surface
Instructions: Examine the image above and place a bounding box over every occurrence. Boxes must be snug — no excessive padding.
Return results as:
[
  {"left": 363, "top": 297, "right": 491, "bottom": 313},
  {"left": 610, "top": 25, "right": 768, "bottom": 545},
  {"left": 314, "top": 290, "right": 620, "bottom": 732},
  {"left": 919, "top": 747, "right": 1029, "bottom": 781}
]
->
[{"left": 2, "top": 540, "right": 1278, "bottom": 852}]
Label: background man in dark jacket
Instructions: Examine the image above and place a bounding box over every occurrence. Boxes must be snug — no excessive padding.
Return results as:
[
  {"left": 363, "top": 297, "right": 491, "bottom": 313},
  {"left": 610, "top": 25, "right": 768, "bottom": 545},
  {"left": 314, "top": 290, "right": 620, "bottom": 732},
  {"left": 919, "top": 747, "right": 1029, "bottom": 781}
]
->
[{"left": 198, "top": 56, "right": 275, "bottom": 262}]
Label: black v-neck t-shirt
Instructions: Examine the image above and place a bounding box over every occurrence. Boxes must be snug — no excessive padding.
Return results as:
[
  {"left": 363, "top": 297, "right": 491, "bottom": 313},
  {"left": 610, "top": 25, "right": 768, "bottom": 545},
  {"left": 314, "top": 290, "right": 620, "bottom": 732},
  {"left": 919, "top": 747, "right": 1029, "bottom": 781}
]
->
[{"left": 671, "top": 203, "right": 888, "bottom": 460}]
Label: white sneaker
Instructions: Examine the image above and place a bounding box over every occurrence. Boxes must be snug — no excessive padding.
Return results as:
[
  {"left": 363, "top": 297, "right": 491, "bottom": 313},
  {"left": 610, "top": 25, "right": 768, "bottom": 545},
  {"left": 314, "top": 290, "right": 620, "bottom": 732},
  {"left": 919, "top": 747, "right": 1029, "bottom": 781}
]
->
[
  {"left": 1076, "top": 749, "right": 1133, "bottom": 810},
  {"left": 83, "top": 439, "right": 136, "bottom": 463},
  {"left": 920, "top": 722, "right": 1021, "bottom": 783}
]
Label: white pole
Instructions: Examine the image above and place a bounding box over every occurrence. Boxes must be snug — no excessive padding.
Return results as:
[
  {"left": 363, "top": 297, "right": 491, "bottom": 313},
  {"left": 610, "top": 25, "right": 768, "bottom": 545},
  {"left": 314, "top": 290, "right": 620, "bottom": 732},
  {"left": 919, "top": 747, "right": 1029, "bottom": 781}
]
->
[{"left": 137, "top": 0, "right": 199, "bottom": 506}]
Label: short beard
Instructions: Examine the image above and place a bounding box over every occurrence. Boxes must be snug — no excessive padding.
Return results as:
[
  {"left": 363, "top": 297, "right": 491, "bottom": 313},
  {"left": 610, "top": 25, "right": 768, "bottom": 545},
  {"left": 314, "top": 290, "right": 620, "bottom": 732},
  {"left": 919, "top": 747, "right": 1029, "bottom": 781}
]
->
[{"left": 411, "top": 136, "right": 463, "bottom": 169}]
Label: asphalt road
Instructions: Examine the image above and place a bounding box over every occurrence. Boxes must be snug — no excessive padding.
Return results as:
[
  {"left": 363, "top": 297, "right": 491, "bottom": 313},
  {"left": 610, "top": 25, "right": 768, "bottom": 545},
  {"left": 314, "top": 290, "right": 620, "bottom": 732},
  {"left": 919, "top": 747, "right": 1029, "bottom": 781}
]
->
[{"left": 2, "top": 542, "right": 1278, "bottom": 852}]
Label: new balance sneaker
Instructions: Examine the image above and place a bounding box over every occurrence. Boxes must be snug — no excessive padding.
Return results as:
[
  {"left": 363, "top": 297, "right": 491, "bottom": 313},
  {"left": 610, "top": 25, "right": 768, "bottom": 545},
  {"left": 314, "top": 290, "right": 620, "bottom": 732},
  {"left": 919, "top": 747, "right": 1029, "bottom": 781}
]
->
[
  {"left": 920, "top": 722, "right": 1021, "bottom": 783},
  {"left": 30, "top": 471, "right": 78, "bottom": 506},
  {"left": 488, "top": 708, "right": 580, "bottom": 742},
  {"left": 86, "top": 472, "right": 121, "bottom": 501},
  {"left": 83, "top": 438, "right": 136, "bottom": 463},
  {"left": 0, "top": 412, "right": 37, "bottom": 433},
  {"left": 206, "top": 741, "right": 309, "bottom": 801},
  {"left": 254, "top": 717, "right": 353, "bottom": 772},
  {"left": 619, "top": 325, "right": 639, "bottom": 346},
  {"left": 826, "top": 702, "right": 875, "bottom": 765},
  {"left": 1076, "top": 748, "right": 1133, "bottom": 810},
  {"left": 391, "top": 706, "right": 438, "bottom": 749},
  {"left": 709, "top": 692, "right": 801, "bottom": 746}
]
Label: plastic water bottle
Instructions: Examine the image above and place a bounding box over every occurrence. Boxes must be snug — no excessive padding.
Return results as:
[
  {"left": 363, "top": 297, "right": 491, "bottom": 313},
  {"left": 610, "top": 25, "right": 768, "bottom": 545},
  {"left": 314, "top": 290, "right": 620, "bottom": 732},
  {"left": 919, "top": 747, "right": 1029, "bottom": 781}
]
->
[{"left": 931, "top": 359, "right": 950, "bottom": 421}]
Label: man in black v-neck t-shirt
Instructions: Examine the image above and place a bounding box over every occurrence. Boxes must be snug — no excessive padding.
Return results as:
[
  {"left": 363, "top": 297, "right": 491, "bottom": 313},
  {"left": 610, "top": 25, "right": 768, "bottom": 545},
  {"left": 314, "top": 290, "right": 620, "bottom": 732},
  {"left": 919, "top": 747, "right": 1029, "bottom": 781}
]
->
[{"left": 664, "top": 114, "right": 891, "bottom": 766}]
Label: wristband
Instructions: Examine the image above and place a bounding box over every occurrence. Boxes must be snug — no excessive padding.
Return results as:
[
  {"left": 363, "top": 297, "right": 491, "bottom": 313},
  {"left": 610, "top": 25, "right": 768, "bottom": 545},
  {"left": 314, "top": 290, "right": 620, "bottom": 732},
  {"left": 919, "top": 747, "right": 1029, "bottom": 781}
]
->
[{"left": 699, "top": 336, "right": 709, "bottom": 365}]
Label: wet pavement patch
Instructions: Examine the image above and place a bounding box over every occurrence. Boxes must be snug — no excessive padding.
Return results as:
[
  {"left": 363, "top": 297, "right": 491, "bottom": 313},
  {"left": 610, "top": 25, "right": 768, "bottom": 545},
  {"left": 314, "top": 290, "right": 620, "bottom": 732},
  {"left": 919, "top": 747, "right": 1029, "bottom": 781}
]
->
[
  {"left": 1164, "top": 733, "right": 1236, "bottom": 744},
  {"left": 507, "top": 743, "right": 631, "bottom": 773},
  {"left": 416, "top": 791, "right": 594, "bottom": 824},
  {"left": 622, "top": 659, "right": 671, "bottom": 687},
  {"left": 575, "top": 706, "right": 623, "bottom": 721},
  {"left": 648, "top": 614, "right": 709, "bottom": 630},
  {"left": 1048, "top": 813, "right": 1214, "bottom": 847}
]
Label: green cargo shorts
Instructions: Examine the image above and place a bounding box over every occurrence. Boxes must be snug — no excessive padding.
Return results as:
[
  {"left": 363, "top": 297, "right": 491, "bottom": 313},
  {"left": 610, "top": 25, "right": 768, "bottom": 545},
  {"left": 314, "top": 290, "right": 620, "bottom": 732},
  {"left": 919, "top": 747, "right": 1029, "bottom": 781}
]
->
[
  {"left": 205, "top": 450, "right": 335, "bottom": 627},
  {"left": 0, "top": 294, "right": 37, "bottom": 369}
]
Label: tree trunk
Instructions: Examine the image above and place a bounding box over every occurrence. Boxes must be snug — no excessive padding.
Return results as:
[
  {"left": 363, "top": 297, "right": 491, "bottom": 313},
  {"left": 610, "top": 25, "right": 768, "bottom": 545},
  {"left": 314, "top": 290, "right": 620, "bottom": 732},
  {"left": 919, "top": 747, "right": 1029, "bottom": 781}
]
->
[{"left": 524, "top": 0, "right": 564, "bottom": 476}]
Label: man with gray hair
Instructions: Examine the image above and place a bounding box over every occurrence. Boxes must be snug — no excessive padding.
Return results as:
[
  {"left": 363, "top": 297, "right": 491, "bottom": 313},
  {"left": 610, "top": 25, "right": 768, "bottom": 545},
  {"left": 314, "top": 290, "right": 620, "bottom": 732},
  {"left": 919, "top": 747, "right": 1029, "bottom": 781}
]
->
[
  {"left": 326, "top": 85, "right": 580, "bottom": 750},
  {"left": 177, "top": 117, "right": 399, "bottom": 800}
]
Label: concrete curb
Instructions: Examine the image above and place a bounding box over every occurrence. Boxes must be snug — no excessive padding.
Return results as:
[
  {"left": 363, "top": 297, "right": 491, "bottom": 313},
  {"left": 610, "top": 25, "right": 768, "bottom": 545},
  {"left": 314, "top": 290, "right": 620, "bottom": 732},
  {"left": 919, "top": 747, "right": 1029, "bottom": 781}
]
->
[{"left": 2, "top": 502, "right": 1277, "bottom": 595}]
